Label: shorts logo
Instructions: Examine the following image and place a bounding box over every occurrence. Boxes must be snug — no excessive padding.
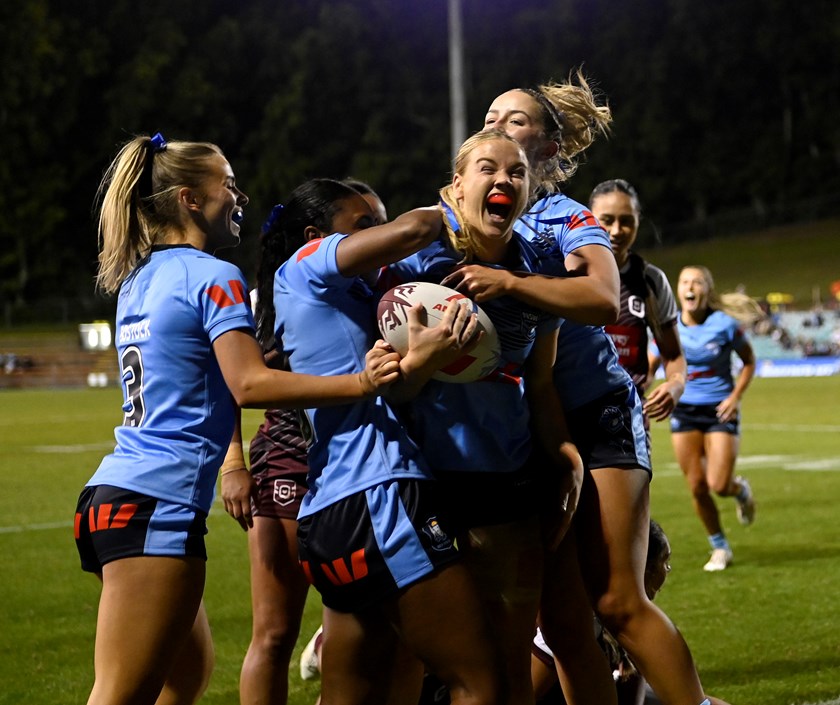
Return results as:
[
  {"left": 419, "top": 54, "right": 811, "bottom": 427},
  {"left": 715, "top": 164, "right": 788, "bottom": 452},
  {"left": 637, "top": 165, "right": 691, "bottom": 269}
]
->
[
  {"left": 599, "top": 405, "right": 624, "bottom": 434},
  {"left": 301, "top": 548, "right": 369, "bottom": 587},
  {"left": 422, "top": 517, "right": 453, "bottom": 552},
  {"left": 74, "top": 503, "right": 138, "bottom": 538},
  {"left": 273, "top": 479, "right": 296, "bottom": 506}
]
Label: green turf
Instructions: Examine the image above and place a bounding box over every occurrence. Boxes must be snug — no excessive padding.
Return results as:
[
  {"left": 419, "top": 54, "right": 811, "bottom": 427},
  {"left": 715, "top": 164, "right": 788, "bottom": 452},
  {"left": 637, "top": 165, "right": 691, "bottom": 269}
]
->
[{"left": 1, "top": 381, "right": 839, "bottom": 704}]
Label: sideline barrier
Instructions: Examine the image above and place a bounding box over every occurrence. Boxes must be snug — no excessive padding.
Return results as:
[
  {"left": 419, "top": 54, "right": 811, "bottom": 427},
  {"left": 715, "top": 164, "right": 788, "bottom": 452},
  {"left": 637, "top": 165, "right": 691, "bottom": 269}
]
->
[{"left": 755, "top": 357, "right": 840, "bottom": 378}]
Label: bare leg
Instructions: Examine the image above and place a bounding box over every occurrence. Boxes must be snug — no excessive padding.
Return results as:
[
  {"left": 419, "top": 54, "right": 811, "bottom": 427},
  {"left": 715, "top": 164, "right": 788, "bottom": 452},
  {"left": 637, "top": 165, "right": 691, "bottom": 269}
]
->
[
  {"left": 319, "top": 562, "right": 505, "bottom": 705},
  {"left": 672, "top": 431, "right": 721, "bottom": 536},
  {"left": 459, "top": 519, "right": 544, "bottom": 705},
  {"left": 155, "top": 601, "right": 214, "bottom": 705},
  {"left": 581, "top": 467, "right": 706, "bottom": 705},
  {"left": 540, "top": 519, "right": 617, "bottom": 705},
  {"left": 239, "top": 516, "right": 309, "bottom": 705},
  {"left": 87, "top": 556, "right": 206, "bottom": 705},
  {"left": 703, "top": 433, "right": 740, "bottom": 498}
]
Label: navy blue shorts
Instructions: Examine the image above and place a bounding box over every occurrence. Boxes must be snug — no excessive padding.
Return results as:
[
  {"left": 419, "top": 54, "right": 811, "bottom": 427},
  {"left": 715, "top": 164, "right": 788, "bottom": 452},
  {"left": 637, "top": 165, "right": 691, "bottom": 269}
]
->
[
  {"left": 567, "top": 386, "right": 652, "bottom": 475},
  {"left": 670, "top": 403, "right": 739, "bottom": 435},
  {"left": 74, "top": 485, "right": 207, "bottom": 573},
  {"left": 433, "top": 455, "right": 545, "bottom": 532},
  {"left": 297, "top": 479, "right": 459, "bottom": 613}
]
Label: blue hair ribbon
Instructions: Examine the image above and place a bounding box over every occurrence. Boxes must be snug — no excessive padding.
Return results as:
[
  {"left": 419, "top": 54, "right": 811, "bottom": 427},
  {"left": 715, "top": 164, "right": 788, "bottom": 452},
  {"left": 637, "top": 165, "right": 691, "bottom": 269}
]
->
[
  {"left": 262, "top": 203, "right": 285, "bottom": 233},
  {"left": 150, "top": 132, "right": 168, "bottom": 152}
]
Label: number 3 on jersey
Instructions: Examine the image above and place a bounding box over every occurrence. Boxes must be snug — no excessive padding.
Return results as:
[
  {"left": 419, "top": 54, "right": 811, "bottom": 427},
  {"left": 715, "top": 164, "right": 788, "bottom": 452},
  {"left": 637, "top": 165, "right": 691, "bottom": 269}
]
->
[{"left": 121, "top": 345, "right": 146, "bottom": 427}]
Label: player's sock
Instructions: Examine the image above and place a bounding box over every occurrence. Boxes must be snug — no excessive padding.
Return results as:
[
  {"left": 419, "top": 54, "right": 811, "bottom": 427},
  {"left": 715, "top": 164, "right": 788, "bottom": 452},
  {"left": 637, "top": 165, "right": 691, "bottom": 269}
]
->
[
  {"left": 699, "top": 699, "right": 711, "bottom": 705},
  {"left": 708, "top": 532, "right": 729, "bottom": 551}
]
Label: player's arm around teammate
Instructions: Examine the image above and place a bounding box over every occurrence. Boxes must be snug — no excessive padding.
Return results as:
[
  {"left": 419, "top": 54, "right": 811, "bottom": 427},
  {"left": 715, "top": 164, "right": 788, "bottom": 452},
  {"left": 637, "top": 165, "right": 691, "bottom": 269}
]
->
[
  {"left": 449, "top": 76, "right": 719, "bottom": 705},
  {"left": 76, "top": 137, "right": 400, "bottom": 705}
]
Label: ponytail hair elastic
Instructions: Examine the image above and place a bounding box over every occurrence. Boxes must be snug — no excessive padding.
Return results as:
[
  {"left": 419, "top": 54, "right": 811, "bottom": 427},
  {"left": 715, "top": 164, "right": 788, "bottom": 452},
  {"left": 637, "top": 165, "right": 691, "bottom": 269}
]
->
[
  {"left": 262, "top": 203, "right": 285, "bottom": 234},
  {"left": 149, "top": 132, "right": 168, "bottom": 152}
]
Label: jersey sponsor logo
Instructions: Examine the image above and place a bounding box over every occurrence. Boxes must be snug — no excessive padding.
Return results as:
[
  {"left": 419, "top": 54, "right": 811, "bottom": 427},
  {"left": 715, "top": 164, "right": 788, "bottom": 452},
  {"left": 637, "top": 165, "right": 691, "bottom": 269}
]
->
[
  {"left": 301, "top": 548, "right": 369, "bottom": 587},
  {"left": 74, "top": 502, "right": 138, "bottom": 538},
  {"left": 118, "top": 319, "right": 151, "bottom": 343},
  {"left": 296, "top": 238, "right": 325, "bottom": 262},
  {"left": 272, "top": 479, "right": 296, "bottom": 506},
  {"left": 205, "top": 279, "right": 247, "bottom": 309},
  {"left": 421, "top": 516, "right": 453, "bottom": 552}
]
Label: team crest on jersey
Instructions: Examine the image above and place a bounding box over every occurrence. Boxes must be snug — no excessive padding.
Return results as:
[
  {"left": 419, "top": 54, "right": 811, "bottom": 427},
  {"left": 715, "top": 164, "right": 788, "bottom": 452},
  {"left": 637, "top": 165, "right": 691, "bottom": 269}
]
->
[
  {"left": 273, "top": 479, "right": 296, "bottom": 506},
  {"left": 422, "top": 516, "right": 453, "bottom": 552},
  {"left": 599, "top": 405, "right": 625, "bottom": 434},
  {"left": 628, "top": 295, "right": 646, "bottom": 319}
]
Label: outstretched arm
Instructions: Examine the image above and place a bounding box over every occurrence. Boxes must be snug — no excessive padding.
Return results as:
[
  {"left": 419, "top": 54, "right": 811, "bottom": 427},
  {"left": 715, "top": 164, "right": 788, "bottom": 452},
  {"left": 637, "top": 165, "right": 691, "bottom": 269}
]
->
[
  {"left": 524, "top": 330, "right": 584, "bottom": 550},
  {"left": 644, "top": 321, "right": 686, "bottom": 421},
  {"left": 442, "top": 243, "right": 619, "bottom": 326},
  {"left": 214, "top": 330, "right": 401, "bottom": 409},
  {"left": 335, "top": 207, "right": 444, "bottom": 277}
]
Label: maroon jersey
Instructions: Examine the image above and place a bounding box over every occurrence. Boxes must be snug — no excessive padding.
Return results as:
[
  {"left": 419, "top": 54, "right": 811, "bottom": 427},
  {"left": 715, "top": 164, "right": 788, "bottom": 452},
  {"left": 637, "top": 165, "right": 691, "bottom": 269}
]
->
[{"left": 605, "top": 252, "right": 678, "bottom": 394}]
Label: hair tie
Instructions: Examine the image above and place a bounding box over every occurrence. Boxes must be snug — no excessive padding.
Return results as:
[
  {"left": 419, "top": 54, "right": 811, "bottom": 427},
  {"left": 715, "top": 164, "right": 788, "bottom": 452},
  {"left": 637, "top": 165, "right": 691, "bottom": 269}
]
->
[
  {"left": 149, "top": 132, "right": 168, "bottom": 152},
  {"left": 439, "top": 200, "right": 460, "bottom": 233},
  {"left": 262, "top": 203, "right": 285, "bottom": 233}
]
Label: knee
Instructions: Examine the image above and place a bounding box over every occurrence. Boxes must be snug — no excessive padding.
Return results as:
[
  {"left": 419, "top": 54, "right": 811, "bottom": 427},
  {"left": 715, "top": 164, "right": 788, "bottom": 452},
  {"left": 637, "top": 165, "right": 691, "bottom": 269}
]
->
[
  {"left": 252, "top": 620, "right": 301, "bottom": 661},
  {"left": 708, "top": 477, "right": 733, "bottom": 496},
  {"left": 689, "top": 476, "right": 710, "bottom": 498}
]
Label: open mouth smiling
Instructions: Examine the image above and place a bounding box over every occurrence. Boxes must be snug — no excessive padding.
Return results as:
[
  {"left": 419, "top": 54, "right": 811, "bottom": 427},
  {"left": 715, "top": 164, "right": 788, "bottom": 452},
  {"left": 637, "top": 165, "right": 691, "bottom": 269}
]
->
[{"left": 486, "top": 193, "right": 513, "bottom": 222}]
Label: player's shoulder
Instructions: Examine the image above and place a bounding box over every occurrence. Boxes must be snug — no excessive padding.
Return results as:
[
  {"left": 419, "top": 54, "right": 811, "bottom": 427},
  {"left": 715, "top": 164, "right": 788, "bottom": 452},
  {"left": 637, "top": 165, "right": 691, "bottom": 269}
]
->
[{"left": 526, "top": 192, "right": 590, "bottom": 221}]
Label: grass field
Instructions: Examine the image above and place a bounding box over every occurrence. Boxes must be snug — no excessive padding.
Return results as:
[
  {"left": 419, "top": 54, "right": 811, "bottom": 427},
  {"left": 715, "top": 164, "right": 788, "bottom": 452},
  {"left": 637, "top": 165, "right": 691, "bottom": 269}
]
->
[{"left": 1, "top": 379, "right": 838, "bottom": 705}]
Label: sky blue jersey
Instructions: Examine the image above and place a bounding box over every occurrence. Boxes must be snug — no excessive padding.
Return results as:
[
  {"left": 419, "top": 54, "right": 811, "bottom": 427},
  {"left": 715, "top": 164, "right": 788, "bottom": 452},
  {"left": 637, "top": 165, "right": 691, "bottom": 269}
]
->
[
  {"left": 88, "top": 245, "right": 255, "bottom": 514},
  {"left": 384, "top": 233, "right": 560, "bottom": 474},
  {"left": 274, "top": 234, "right": 430, "bottom": 518},
  {"left": 678, "top": 310, "right": 748, "bottom": 404},
  {"left": 516, "top": 193, "right": 633, "bottom": 410}
]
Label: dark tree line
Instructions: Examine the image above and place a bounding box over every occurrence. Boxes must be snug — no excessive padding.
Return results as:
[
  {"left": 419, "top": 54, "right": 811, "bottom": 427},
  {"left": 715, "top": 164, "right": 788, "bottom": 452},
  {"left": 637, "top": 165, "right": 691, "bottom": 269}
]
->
[{"left": 1, "top": 0, "right": 838, "bottom": 308}]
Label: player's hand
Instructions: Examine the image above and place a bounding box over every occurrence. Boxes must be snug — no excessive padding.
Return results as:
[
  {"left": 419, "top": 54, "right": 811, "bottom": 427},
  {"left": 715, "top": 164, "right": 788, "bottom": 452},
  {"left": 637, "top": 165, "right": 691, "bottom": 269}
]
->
[
  {"left": 643, "top": 381, "right": 679, "bottom": 421},
  {"left": 441, "top": 264, "right": 511, "bottom": 303},
  {"left": 221, "top": 467, "right": 256, "bottom": 531},
  {"left": 405, "top": 300, "right": 482, "bottom": 370},
  {"left": 716, "top": 395, "right": 740, "bottom": 423},
  {"left": 542, "top": 443, "right": 584, "bottom": 551},
  {"left": 359, "top": 340, "right": 402, "bottom": 395}
]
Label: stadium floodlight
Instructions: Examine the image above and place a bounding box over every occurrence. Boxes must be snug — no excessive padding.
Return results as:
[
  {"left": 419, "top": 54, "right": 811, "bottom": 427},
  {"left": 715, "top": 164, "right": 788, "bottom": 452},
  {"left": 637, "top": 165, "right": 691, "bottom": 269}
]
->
[{"left": 78, "top": 321, "right": 112, "bottom": 351}]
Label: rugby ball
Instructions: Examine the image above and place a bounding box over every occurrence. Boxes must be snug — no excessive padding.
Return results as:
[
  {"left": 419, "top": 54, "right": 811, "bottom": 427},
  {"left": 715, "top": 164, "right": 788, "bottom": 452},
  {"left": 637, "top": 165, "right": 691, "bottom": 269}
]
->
[{"left": 377, "top": 282, "right": 501, "bottom": 383}]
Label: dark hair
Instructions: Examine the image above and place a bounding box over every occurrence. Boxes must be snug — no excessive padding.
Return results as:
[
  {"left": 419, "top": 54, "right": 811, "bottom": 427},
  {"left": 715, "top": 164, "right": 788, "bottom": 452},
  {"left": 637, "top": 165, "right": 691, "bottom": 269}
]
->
[
  {"left": 588, "top": 178, "right": 642, "bottom": 217},
  {"left": 647, "top": 519, "right": 669, "bottom": 571},
  {"left": 254, "top": 178, "right": 361, "bottom": 348},
  {"left": 342, "top": 178, "right": 376, "bottom": 196}
]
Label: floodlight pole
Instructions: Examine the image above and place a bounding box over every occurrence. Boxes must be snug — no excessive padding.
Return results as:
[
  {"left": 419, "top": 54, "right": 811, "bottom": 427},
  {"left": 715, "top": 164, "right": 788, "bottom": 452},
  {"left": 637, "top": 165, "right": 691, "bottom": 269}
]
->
[{"left": 448, "top": 0, "right": 467, "bottom": 159}]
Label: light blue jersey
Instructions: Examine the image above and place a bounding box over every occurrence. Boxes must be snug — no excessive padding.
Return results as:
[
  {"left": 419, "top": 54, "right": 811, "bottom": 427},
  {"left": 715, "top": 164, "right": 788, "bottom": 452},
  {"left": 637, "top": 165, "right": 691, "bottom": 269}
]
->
[
  {"left": 516, "top": 193, "right": 633, "bottom": 410},
  {"left": 385, "top": 234, "right": 560, "bottom": 474},
  {"left": 679, "top": 310, "right": 748, "bottom": 404},
  {"left": 89, "top": 245, "right": 255, "bottom": 514},
  {"left": 274, "top": 234, "right": 430, "bottom": 518}
]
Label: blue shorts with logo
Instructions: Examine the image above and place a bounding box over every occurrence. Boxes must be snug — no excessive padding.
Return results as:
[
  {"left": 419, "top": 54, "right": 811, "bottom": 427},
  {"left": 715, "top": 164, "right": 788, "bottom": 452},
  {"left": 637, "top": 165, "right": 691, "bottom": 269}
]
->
[
  {"left": 74, "top": 484, "right": 207, "bottom": 573},
  {"left": 298, "top": 478, "right": 459, "bottom": 613}
]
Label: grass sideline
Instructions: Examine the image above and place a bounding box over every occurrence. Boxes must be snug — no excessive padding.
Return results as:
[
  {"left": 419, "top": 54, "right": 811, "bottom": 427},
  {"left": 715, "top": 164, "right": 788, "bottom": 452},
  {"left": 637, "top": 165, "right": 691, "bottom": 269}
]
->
[{"left": 1, "top": 379, "right": 839, "bottom": 705}]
